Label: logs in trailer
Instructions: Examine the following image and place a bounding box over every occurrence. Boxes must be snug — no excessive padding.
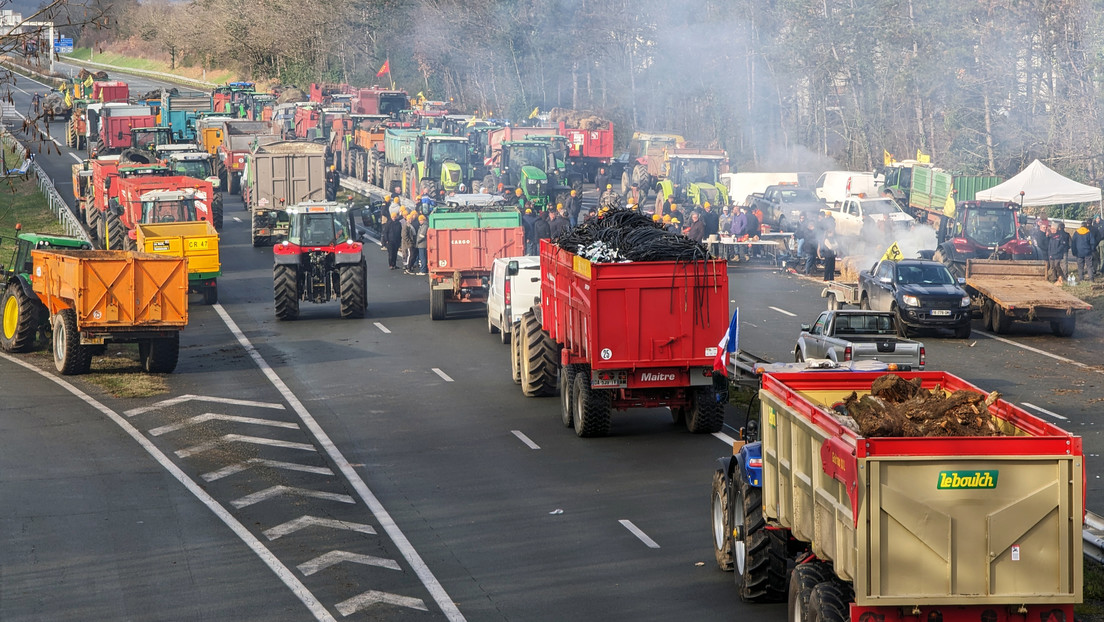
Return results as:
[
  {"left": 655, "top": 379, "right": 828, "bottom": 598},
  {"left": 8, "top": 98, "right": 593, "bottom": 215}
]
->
[{"left": 272, "top": 202, "right": 367, "bottom": 321}]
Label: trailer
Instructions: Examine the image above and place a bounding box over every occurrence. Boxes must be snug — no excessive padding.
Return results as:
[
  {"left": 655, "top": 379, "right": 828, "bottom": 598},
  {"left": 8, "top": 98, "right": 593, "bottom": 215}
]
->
[
  {"left": 966, "top": 259, "right": 1091, "bottom": 336},
  {"left": 137, "top": 221, "right": 221, "bottom": 305},
  {"left": 161, "top": 91, "right": 214, "bottom": 142},
  {"left": 244, "top": 141, "right": 328, "bottom": 247},
  {"left": 712, "top": 369, "right": 1082, "bottom": 621},
  {"left": 513, "top": 239, "right": 730, "bottom": 437}
]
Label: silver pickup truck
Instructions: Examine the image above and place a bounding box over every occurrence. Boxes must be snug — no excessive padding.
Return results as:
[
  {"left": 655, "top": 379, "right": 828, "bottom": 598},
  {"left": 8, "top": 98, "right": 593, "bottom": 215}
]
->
[{"left": 794, "top": 309, "right": 925, "bottom": 370}]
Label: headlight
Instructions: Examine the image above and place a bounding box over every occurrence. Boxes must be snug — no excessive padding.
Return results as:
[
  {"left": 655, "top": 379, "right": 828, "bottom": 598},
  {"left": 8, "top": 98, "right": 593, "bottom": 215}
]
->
[
  {"left": 902, "top": 295, "right": 920, "bottom": 307},
  {"left": 961, "top": 296, "right": 971, "bottom": 307}
]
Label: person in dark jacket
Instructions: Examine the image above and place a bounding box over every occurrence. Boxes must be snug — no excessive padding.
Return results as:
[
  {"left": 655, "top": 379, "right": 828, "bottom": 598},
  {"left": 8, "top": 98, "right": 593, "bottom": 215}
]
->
[
  {"left": 1046, "top": 221, "right": 1071, "bottom": 283},
  {"left": 1032, "top": 218, "right": 1050, "bottom": 259},
  {"left": 595, "top": 167, "right": 610, "bottom": 194},
  {"left": 1092, "top": 215, "right": 1104, "bottom": 276},
  {"left": 532, "top": 211, "right": 552, "bottom": 245},
  {"left": 415, "top": 214, "right": 429, "bottom": 275},
  {"left": 564, "top": 189, "right": 582, "bottom": 226},
  {"left": 1071, "top": 219, "right": 1097, "bottom": 282},
  {"left": 383, "top": 214, "right": 403, "bottom": 269},
  {"left": 701, "top": 201, "right": 720, "bottom": 237},
  {"left": 684, "top": 210, "right": 706, "bottom": 242},
  {"left": 743, "top": 207, "right": 761, "bottom": 260},
  {"left": 521, "top": 207, "right": 538, "bottom": 255},
  {"left": 549, "top": 206, "right": 571, "bottom": 238}
]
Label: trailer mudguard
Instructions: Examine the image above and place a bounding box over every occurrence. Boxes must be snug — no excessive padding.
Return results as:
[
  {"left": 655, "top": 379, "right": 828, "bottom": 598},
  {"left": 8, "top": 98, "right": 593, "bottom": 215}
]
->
[{"left": 735, "top": 441, "right": 763, "bottom": 489}]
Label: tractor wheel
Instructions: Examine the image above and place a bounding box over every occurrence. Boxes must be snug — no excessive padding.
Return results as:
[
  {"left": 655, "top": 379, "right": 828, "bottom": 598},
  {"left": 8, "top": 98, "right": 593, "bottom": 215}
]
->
[
  {"left": 711, "top": 469, "right": 734, "bottom": 571},
  {"left": 520, "top": 310, "right": 558, "bottom": 397},
  {"left": 421, "top": 179, "right": 438, "bottom": 201},
  {"left": 228, "top": 172, "right": 240, "bottom": 195},
  {"left": 273, "top": 264, "right": 300, "bottom": 321},
  {"left": 620, "top": 169, "right": 630, "bottom": 195},
  {"left": 85, "top": 203, "right": 101, "bottom": 233},
  {"left": 212, "top": 194, "right": 224, "bottom": 232},
  {"left": 339, "top": 260, "right": 368, "bottom": 319},
  {"left": 139, "top": 333, "right": 180, "bottom": 374},
  {"left": 933, "top": 248, "right": 962, "bottom": 279},
  {"left": 124, "top": 233, "right": 136, "bottom": 252},
  {"left": 218, "top": 167, "right": 228, "bottom": 193},
  {"left": 482, "top": 174, "right": 496, "bottom": 193},
  {"left": 554, "top": 192, "right": 570, "bottom": 212},
  {"left": 203, "top": 282, "right": 219, "bottom": 305},
  {"left": 806, "top": 579, "right": 853, "bottom": 622},
  {"left": 510, "top": 321, "right": 522, "bottom": 385},
  {"left": 430, "top": 288, "right": 446, "bottom": 320},
  {"left": 572, "top": 369, "right": 612, "bottom": 437},
  {"left": 687, "top": 387, "right": 724, "bottom": 434},
  {"left": 52, "top": 308, "right": 91, "bottom": 375},
  {"left": 787, "top": 562, "right": 835, "bottom": 622},
  {"left": 1051, "top": 315, "right": 1076, "bottom": 337},
  {"left": 1, "top": 283, "right": 41, "bottom": 353},
  {"left": 105, "top": 210, "right": 126, "bottom": 251},
  {"left": 735, "top": 466, "right": 788, "bottom": 602},
  {"left": 560, "top": 364, "right": 577, "bottom": 428},
  {"left": 632, "top": 164, "right": 650, "bottom": 192}
]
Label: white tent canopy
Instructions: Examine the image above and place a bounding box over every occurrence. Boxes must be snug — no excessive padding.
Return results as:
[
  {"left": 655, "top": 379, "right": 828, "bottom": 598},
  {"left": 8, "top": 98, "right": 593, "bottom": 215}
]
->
[{"left": 974, "top": 159, "right": 1101, "bottom": 206}]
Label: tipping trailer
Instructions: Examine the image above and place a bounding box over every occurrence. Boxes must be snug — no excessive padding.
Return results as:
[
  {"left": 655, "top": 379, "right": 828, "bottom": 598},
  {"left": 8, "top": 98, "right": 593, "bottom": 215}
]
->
[
  {"left": 161, "top": 91, "right": 214, "bottom": 142},
  {"left": 244, "top": 141, "right": 328, "bottom": 247},
  {"left": 216, "top": 120, "right": 282, "bottom": 194},
  {"left": 711, "top": 370, "right": 1083, "bottom": 621},
  {"left": 965, "top": 259, "right": 1092, "bottom": 337},
  {"left": 137, "top": 221, "right": 221, "bottom": 305},
  {"left": 514, "top": 239, "right": 730, "bottom": 437}
]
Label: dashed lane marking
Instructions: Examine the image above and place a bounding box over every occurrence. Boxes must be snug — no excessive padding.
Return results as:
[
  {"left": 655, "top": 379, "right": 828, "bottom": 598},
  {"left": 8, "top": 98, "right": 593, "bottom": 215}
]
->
[
  {"left": 374, "top": 322, "right": 391, "bottom": 334},
  {"left": 1021, "top": 402, "right": 1069, "bottom": 421},
  {"left": 619, "top": 519, "right": 661, "bottom": 549},
  {"left": 264, "top": 515, "right": 377, "bottom": 541},
  {"left": 201, "top": 458, "right": 333, "bottom": 482},
  {"left": 977, "top": 330, "right": 1100, "bottom": 374},
  {"left": 176, "top": 434, "right": 315, "bottom": 458},
  {"left": 69, "top": 153, "right": 81, "bottom": 163},
  {"left": 126, "top": 394, "right": 285, "bottom": 417},
  {"left": 0, "top": 351, "right": 336, "bottom": 621},
  {"left": 432, "top": 368, "right": 454, "bottom": 382},
  {"left": 297, "top": 551, "right": 401, "bottom": 576},
  {"left": 712, "top": 431, "right": 738, "bottom": 446},
  {"left": 233, "top": 216, "right": 242, "bottom": 223},
  {"left": 769, "top": 306, "right": 797, "bottom": 317},
  {"left": 511, "top": 430, "right": 540, "bottom": 449},
  {"left": 336, "top": 591, "right": 429, "bottom": 616},
  {"left": 231, "top": 485, "right": 356, "bottom": 509},
  {"left": 149, "top": 412, "right": 299, "bottom": 436}
]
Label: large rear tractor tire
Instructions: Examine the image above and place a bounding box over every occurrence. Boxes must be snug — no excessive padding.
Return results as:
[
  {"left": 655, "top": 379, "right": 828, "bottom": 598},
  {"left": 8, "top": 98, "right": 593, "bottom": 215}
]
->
[
  {"left": 430, "top": 288, "right": 446, "bottom": 320},
  {"left": 520, "top": 311, "right": 558, "bottom": 397},
  {"left": 933, "top": 248, "right": 962, "bottom": 279},
  {"left": 571, "top": 369, "right": 612, "bottom": 437},
  {"left": 339, "top": 260, "right": 368, "bottom": 319},
  {"left": 735, "top": 467, "right": 788, "bottom": 602},
  {"left": 420, "top": 179, "right": 438, "bottom": 201},
  {"left": 273, "top": 264, "right": 300, "bottom": 321},
  {"left": 687, "top": 387, "right": 725, "bottom": 434},
  {"left": 1, "top": 283, "right": 41, "bottom": 353},
  {"left": 105, "top": 210, "right": 126, "bottom": 251},
  {"left": 560, "top": 364, "right": 577, "bottom": 428},
  {"left": 52, "top": 309, "right": 91, "bottom": 375},
  {"left": 85, "top": 205, "right": 101, "bottom": 242},
  {"left": 510, "top": 321, "right": 522, "bottom": 385},
  {"left": 228, "top": 172, "right": 240, "bottom": 195},
  {"left": 711, "top": 469, "right": 734, "bottom": 571},
  {"left": 139, "top": 333, "right": 180, "bottom": 374}
]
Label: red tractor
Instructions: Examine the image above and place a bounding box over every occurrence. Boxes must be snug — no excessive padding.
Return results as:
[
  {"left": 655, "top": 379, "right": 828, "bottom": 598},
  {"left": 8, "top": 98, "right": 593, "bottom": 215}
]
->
[
  {"left": 104, "top": 167, "right": 216, "bottom": 250},
  {"left": 930, "top": 201, "right": 1037, "bottom": 278},
  {"left": 272, "top": 202, "right": 367, "bottom": 320}
]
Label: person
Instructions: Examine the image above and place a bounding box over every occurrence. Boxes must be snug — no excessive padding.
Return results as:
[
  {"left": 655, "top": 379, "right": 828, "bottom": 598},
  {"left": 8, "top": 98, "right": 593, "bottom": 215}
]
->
[
  {"left": 549, "top": 205, "right": 571, "bottom": 238},
  {"left": 595, "top": 167, "right": 610, "bottom": 193},
  {"left": 383, "top": 214, "right": 402, "bottom": 270},
  {"left": 325, "top": 165, "right": 339, "bottom": 201},
  {"left": 1092, "top": 215, "right": 1104, "bottom": 277},
  {"left": 684, "top": 210, "right": 706, "bottom": 242},
  {"left": 599, "top": 183, "right": 620, "bottom": 208},
  {"left": 400, "top": 212, "right": 417, "bottom": 274},
  {"left": 1071, "top": 219, "right": 1096, "bottom": 282},
  {"left": 667, "top": 217, "right": 680, "bottom": 234},
  {"left": 564, "top": 188, "right": 582, "bottom": 226},
  {"left": 744, "top": 206, "right": 761, "bottom": 260},
  {"left": 521, "top": 207, "right": 538, "bottom": 255},
  {"left": 819, "top": 228, "right": 838, "bottom": 281},
  {"left": 1032, "top": 217, "right": 1050, "bottom": 259},
  {"left": 626, "top": 183, "right": 643, "bottom": 206},
  {"left": 514, "top": 187, "right": 525, "bottom": 210},
  {"left": 416, "top": 214, "right": 429, "bottom": 275},
  {"left": 31, "top": 92, "right": 40, "bottom": 115},
  {"left": 532, "top": 210, "right": 552, "bottom": 247},
  {"left": 1047, "top": 221, "right": 1070, "bottom": 284},
  {"left": 718, "top": 205, "right": 732, "bottom": 239},
  {"left": 667, "top": 202, "right": 684, "bottom": 226},
  {"left": 730, "top": 207, "right": 748, "bottom": 262},
  {"left": 802, "top": 216, "right": 819, "bottom": 275},
  {"left": 700, "top": 201, "right": 719, "bottom": 237}
]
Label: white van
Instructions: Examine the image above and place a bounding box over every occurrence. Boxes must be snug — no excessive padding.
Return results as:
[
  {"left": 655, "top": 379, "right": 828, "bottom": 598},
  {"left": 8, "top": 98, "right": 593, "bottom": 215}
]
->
[
  {"left": 815, "top": 171, "right": 880, "bottom": 205},
  {"left": 721, "top": 172, "right": 799, "bottom": 206},
  {"left": 487, "top": 256, "right": 542, "bottom": 343}
]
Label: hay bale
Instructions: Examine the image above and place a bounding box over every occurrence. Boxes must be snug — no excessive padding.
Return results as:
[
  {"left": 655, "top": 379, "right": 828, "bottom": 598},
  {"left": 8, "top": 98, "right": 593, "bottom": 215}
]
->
[
  {"left": 276, "top": 87, "right": 307, "bottom": 104},
  {"left": 838, "top": 256, "right": 865, "bottom": 282},
  {"left": 548, "top": 107, "right": 609, "bottom": 129}
]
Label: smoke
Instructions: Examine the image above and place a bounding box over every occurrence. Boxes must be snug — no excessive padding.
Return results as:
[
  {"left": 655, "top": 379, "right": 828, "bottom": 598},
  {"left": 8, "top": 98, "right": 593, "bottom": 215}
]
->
[{"left": 839, "top": 221, "right": 939, "bottom": 274}]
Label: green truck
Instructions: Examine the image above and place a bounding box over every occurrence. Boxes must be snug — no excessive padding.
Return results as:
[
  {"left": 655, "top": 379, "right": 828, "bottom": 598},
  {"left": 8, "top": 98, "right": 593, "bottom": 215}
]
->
[
  {"left": 882, "top": 162, "right": 1002, "bottom": 218},
  {"left": 379, "top": 128, "right": 472, "bottom": 202}
]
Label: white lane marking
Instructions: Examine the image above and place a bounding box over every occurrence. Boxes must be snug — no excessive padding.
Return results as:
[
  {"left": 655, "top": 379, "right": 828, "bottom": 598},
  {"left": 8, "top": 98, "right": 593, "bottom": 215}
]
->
[
  {"left": 233, "top": 216, "right": 242, "bottom": 223},
  {"left": 201, "top": 458, "right": 333, "bottom": 482},
  {"left": 769, "top": 306, "right": 797, "bottom": 317},
  {"left": 374, "top": 322, "right": 391, "bottom": 334},
  {"left": 432, "top": 367, "right": 454, "bottom": 382},
  {"left": 176, "top": 434, "right": 315, "bottom": 458},
  {"left": 511, "top": 430, "right": 540, "bottom": 450},
  {"left": 264, "top": 515, "right": 377, "bottom": 541},
  {"left": 713, "top": 431, "right": 738, "bottom": 446},
  {"left": 977, "top": 330, "right": 1100, "bottom": 374},
  {"left": 149, "top": 412, "right": 299, "bottom": 436},
  {"left": 336, "top": 591, "right": 429, "bottom": 616},
  {"left": 297, "top": 550, "right": 401, "bottom": 576},
  {"left": 69, "top": 153, "right": 82, "bottom": 163},
  {"left": 1021, "top": 402, "right": 1069, "bottom": 421},
  {"left": 231, "top": 485, "right": 356, "bottom": 509},
  {"left": 126, "top": 394, "right": 285, "bottom": 417},
  {"left": 212, "top": 303, "right": 466, "bottom": 622},
  {"left": 619, "top": 519, "right": 661, "bottom": 549},
  {"left": 0, "top": 352, "right": 335, "bottom": 621}
]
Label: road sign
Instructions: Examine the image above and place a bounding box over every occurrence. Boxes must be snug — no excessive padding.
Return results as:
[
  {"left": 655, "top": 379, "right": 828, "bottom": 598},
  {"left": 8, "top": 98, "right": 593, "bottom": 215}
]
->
[{"left": 54, "top": 38, "right": 73, "bottom": 54}]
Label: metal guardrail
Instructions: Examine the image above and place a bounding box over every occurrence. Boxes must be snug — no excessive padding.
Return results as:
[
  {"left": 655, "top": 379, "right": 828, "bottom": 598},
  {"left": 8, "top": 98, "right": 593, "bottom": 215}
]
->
[
  {"left": 2, "top": 132, "right": 92, "bottom": 244},
  {"left": 1085, "top": 510, "right": 1104, "bottom": 565},
  {"left": 59, "top": 55, "right": 217, "bottom": 90}
]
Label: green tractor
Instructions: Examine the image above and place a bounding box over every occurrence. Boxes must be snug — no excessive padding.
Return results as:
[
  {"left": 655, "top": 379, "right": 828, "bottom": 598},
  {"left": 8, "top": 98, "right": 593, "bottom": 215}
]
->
[
  {"left": 654, "top": 150, "right": 729, "bottom": 212},
  {"left": 1, "top": 232, "right": 92, "bottom": 353},
  {"left": 410, "top": 133, "right": 471, "bottom": 200},
  {"left": 486, "top": 140, "right": 569, "bottom": 210}
]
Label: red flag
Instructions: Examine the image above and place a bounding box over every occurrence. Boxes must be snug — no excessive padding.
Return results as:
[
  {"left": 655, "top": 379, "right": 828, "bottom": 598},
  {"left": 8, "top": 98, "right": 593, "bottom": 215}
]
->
[{"left": 376, "top": 60, "right": 390, "bottom": 78}]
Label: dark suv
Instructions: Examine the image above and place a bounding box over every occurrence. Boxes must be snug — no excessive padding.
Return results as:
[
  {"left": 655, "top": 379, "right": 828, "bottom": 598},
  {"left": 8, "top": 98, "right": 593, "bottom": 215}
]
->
[{"left": 857, "top": 259, "right": 972, "bottom": 338}]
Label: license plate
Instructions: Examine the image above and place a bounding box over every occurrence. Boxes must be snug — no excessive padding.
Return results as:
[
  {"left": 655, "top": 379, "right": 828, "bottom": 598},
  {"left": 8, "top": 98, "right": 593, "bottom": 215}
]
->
[{"left": 931, "top": 309, "right": 951, "bottom": 316}]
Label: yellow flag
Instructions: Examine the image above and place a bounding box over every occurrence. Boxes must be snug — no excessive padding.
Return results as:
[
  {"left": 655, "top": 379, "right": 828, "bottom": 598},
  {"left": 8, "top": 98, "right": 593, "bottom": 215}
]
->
[
  {"left": 64, "top": 91, "right": 72, "bottom": 107},
  {"left": 881, "top": 241, "right": 903, "bottom": 262},
  {"left": 84, "top": 75, "right": 93, "bottom": 88},
  {"left": 942, "top": 192, "right": 956, "bottom": 218},
  {"left": 883, "top": 150, "right": 895, "bottom": 166},
  {"left": 916, "top": 149, "right": 931, "bottom": 164},
  {"left": 528, "top": 106, "right": 539, "bottom": 119}
]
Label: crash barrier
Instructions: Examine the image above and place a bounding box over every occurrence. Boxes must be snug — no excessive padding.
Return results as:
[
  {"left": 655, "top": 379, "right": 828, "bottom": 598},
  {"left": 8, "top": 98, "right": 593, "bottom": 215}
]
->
[
  {"left": 2, "top": 131, "right": 92, "bottom": 244},
  {"left": 59, "top": 55, "right": 216, "bottom": 90}
]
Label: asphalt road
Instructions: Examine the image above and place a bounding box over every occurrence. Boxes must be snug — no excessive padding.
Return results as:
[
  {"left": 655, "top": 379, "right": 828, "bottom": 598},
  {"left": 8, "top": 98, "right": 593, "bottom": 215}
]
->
[{"left": 1, "top": 61, "right": 1101, "bottom": 621}]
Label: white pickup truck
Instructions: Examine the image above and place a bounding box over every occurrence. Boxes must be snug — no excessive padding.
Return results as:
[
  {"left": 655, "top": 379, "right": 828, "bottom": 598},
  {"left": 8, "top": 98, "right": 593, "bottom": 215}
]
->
[{"left": 823, "top": 196, "right": 914, "bottom": 237}]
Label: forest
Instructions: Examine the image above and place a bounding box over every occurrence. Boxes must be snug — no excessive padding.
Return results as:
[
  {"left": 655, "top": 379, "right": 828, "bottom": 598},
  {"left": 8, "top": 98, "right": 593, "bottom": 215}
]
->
[{"left": 73, "top": 0, "right": 1104, "bottom": 184}]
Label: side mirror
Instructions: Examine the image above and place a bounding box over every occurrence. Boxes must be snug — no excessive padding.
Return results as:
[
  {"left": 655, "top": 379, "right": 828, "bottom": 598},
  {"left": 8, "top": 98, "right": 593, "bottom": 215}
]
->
[
  {"left": 879, "top": 276, "right": 892, "bottom": 284},
  {"left": 506, "top": 260, "right": 519, "bottom": 276},
  {"left": 800, "top": 324, "right": 811, "bottom": 332}
]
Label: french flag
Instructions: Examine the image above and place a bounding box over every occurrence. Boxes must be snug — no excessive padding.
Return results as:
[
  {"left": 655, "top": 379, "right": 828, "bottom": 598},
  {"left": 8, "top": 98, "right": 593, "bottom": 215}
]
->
[{"left": 713, "top": 308, "right": 739, "bottom": 377}]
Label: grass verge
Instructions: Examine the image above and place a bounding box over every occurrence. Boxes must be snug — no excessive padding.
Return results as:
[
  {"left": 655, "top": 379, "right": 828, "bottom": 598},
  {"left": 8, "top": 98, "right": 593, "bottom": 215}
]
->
[
  {"left": 82, "top": 346, "right": 169, "bottom": 399},
  {"left": 0, "top": 137, "right": 64, "bottom": 243},
  {"left": 1078, "top": 559, "right": 1104, "bottom": 620},
  {"left": 64, "top": 48, "right": 235, "bottom": 86}
]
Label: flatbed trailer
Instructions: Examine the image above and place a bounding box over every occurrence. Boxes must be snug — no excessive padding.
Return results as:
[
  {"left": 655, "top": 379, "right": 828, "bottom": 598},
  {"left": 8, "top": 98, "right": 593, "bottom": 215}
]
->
[{"left": 966, "top": 259, "right": 1091, "bottom": 336}]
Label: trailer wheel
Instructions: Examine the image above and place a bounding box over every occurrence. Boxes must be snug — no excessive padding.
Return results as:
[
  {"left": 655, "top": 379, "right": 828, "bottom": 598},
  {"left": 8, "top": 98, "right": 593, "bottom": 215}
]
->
[
  {"left": 1051, "top": 315, "right": 1076, "bottom": 337},
  {"left": 212, "top": 194, "right": 224, "bottom": 232},
  {"left": 670, "top": 405, "right": 686, "bottom": 424},
  {"left": 981, "top": 299, "right": 995, "bottom": 331},
  {"left": 140, "top": 333, "right": 180, "bottom": 374},
  {"left": 736, "top": 467, "right": 788, "bottom": 602},
  {"left": 105, "top": 210, "right": 126, "bottom": 251},
  {"left": 274, "top": 264, "right": 300, "bottom": 321},
  {"left": 572, "top": 371, "right": 612, "bottom": 437},
  {"left": 339, "top": 260, "right": 367, "bottom": 319},
  {"left": 992, "top": 305, "right": 1013, "bottom": 334},
  {"left": 510, "top": 321, "right": 522, "bottom": 385},
  {"left": 560, "top": 364, "right": 577, "bottom": 428},
  {"left": 787, "top": 562, "right": 834, "bottom": 621},
  {"left": 806, "top": 578, "right": 852, "bottom": 622},
  {"left": 1, "top": 283, "right": 41, "bottom": 353},
  {"left": 430, "top": 288, "right": 446, "bottom": 320},
  {"left": 687, "top": 388, "right": 724, "bottom": 434},
  {"left": 52, "top": 309, "right": 91, "bottom": 375},
  {"left": 203, "top": 282, "right": 219, "bottom": 305},
  {"left": 711, "top": 469, "right": 733, "bottom": 571},
  {"left": 521, "top": 311, "right": 558, "bottom": 397}
]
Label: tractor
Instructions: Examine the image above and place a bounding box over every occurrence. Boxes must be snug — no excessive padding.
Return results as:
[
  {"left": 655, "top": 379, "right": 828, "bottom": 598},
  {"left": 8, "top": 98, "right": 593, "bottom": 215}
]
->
[
  {"left": 930, "top": 201, "right": 1037, "bottom": 278},
  {"left": 485, "top": 140, "right": 568, "bottom": 210},
  {"left": 654, "top": 149, "right": 729, "bottom": 213},
  {"left": 406, "top": 133, "right": 471, "bottom": 200},
  {"left": 272, "top": 202, "right": 367, "bottom": 321},
  {"left": 1, "top": 231, "right": 92, "bottom": 353}
]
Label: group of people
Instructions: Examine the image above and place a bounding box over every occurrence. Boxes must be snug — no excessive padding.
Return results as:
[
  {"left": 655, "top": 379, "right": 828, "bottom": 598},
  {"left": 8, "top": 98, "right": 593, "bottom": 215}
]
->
[
  {"left": 1033, "top": 216, "right": 1104, "bottom": 284},
  {"left": 378, "top": 194, "right": 430, "bottom": 275}
]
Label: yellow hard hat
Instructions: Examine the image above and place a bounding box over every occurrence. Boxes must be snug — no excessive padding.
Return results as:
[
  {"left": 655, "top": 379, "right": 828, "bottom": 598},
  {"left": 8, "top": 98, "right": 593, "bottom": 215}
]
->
[
  {"left": 570, "top": 189, "right": 576, "bottom": 196},
  {"left": 606, "top": 184, "right": 612, "bottom": 190},
  {"left": 671, "top": 218, "right": 680, "bottom": 223},
  {"left": 662, "top": 215, "right": 671, "bottom": 222},
  {"left": 384, "top": 193, "right": 391, "bottom": 201},
  {"left": 704, "top": 201, "right": 710, "bottom": 209},
  {"left": 652, "top": 214, "right": 661, "bottom": 222},
  {"left": 557, "top": 203, "right": 564, "bottom": 210},
  {"left": 525, "top": 208, "right": 532, "bottom": 214},
  {"left": 515, "top": 188, "right": 523, "bottom": 196}
]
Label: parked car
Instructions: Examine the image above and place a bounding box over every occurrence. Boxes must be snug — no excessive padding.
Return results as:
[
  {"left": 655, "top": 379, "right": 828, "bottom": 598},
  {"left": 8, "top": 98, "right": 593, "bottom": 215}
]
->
[
  {"left": 795, "top": 309, "right": 924, "bottom": 370},
  {"left": 486, "top": 256, "right": 541, "bottom": 343},
  {"left": 824, "top": 196, "right": 915, "bottom": 237},
  {"left": 747, "top": 184, "right": 826, "bottom": 231},
  {"left": 857, "top": 258, "right": 972, "bottom": 338}
]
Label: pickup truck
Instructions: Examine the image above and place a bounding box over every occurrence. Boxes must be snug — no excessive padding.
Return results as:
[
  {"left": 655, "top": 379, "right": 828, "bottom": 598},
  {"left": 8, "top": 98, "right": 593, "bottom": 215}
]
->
[
  {"left": 795, "top": 309, "right": 924, "bottom": 370},
  {"left": 857, "top": 258, "right": 973, "bottom": 338},
  {"left": 747, "top": 184, "right": 825, "bottom": 232},
  {"left": 823, "top": 196, "right": 914, "bottom": 237}
]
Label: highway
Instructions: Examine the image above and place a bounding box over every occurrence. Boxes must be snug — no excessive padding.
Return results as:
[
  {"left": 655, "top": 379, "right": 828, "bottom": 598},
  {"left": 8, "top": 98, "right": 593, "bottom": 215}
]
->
[{"left": 1, "top": 61, "right": 1101, "bottom": 621}]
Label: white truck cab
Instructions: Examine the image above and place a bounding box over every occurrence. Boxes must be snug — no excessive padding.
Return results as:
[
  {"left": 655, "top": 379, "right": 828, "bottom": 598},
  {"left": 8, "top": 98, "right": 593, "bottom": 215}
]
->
[{"left": 487, "top": 256, "right": 541, "bottom": 343}]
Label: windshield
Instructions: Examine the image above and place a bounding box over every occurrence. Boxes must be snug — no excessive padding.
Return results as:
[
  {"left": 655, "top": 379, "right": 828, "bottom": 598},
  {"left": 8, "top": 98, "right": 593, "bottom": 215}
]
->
[
  {"left": 779, "top": 188, "right": 818, "bottom": 203},
  {"left": 429, "top": 141, "right": 467, "bottom": 165},
  {"left": 171, "top": 161, "right": 211, "bottom": 178},
  {"left": 142, "top": 199, "right": 197, "bottom": 223},
  {"left": 895, "top": 264, "right": 955, "bottom": 285},
  {"left": 290, "top": 213, "right": 347, "bottom": 246},
  {"left": 675, "top": 158, "right": 719, "bottom": 184},
  {"left": 379, "top": 94, "right": 408, "bottom": 117},
  {"left": 963, "top": 208, "right": 1016, "bottom": 245},
  {"left": 133, "top": 130, "right": 170, "bottom": 150},
  {"left": 550, "top": 138, "right": 568, "bottom": 163},
  {"left": 863, "top": 199, "right": 904, "bottom": 216},
  {"left": 511, "top": 145, "right": 551, "bottom": 170}
]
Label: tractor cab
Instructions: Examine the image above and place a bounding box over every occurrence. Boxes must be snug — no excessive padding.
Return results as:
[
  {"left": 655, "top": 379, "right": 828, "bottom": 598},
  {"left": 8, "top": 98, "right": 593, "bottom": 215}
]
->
[
  {"left": 131, "top": 127, "right": 174, "bottom": 152},
  {"left": 287, "top": 202, "right": 351, "bottom": 248},
  {"left": 141, "top": 189, "right": 200, "bottom": 224},
  {"left": 163, "top": 151, "right": 219, "bottom": 189},
  {"left": 933, "top": 201, "right": 1036, "bottom": 277},
  {"left": 665, "top": 152, "right": 728, "bottom": 207},
  {"left": 119, "top": 164, "right": 173, "bottom": 179},
  {"left": 272, "top": 202, "right": 366, "bottom": 320},
  {"left": 2, "top": 232, "right": 91, "bottom": 282},
  {"left": 420, "top": 135, "right": 469, "bottom": 196}
]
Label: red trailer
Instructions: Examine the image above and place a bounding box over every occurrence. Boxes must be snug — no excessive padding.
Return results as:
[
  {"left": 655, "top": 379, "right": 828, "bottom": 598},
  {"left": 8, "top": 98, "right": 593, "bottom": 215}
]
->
[
  {"left": 515, "top": 239, "right": 729, "bottom": 437},
  {"left": 557, "top": 120, "right": 615, "bottom": 183},
  {"left": 426, "top": 206, "right": 524, "bottom": 320},
  {"left": 350, "top": 87, "right": 410, "bottom": 119},
  {"left": 92, "top": 81, "right": 129, "bottom": 104},
  {"left": 99, "top": 114, "right": 157, "bottom": 152}
]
